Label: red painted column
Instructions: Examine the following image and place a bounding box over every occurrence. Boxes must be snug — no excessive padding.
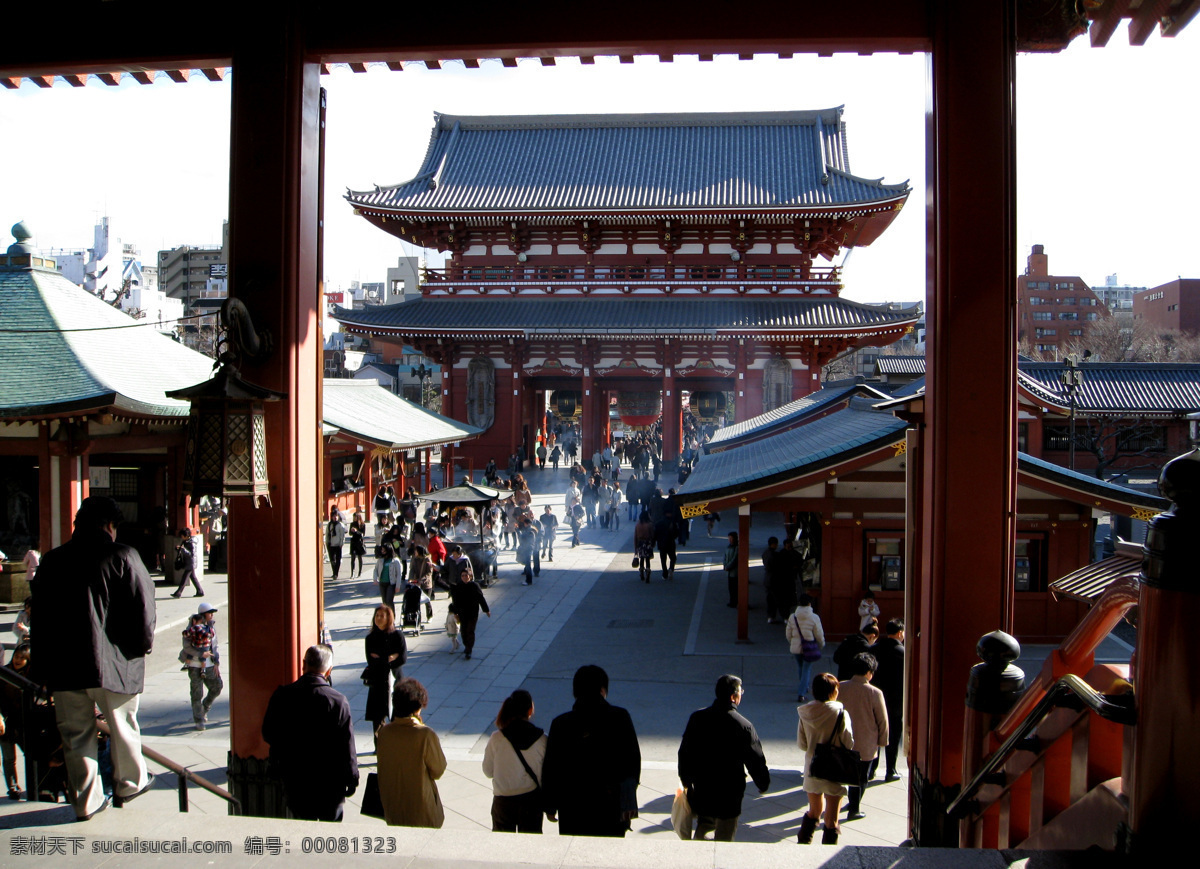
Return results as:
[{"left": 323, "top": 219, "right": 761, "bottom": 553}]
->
[
  {"left": 223, "top": 19, "right": 322, "bottom": 814},
  {"left": 734, "top": 342, "right": 750, "bottom": 423},
  {"left": 510, "top": 369, "right": 524, "bottom": 466},
  {"left": 581, "top": 371, "right": 597, "bottom": 465},
  {"left": 55, "top": 451, "right": 89, "bottom": 547},
  {"left": 912, "top": 0, "right": 1018, "bottom": 845},
  {"left": 37, "top": 424, "right": 52, "bottom": 550},
  {"left": 661, "top": 373, "right": 681, "bottom": 467}
]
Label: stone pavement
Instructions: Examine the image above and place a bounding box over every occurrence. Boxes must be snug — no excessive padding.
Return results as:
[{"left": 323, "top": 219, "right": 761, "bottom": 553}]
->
[{"left": 0, "top": 463, "right": 1135, "bottom": 857}]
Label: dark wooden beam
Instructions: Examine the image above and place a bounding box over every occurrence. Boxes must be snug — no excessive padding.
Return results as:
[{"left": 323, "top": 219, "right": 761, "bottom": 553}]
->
[
  {"left": 1129, "top": 0, "right": 1171, "bottom": 44},
  {"left": 1089, "top": 0, "right": 1131, "bottom": 46}
]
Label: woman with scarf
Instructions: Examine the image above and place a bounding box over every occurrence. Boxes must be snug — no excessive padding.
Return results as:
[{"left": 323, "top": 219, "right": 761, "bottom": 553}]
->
[{"left": 482, "top": 690, "right": 547, "bottom": 833}]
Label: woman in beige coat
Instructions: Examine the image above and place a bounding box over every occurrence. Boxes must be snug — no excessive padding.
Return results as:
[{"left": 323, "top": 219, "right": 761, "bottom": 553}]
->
[
  {"left": 837, "top": 652, "right": 889, "bottom": 820},
  {"left": 796, "top": 673, "right": 854, "bottom": 845},
  {"left": 376, "top": 678, "right": 447, "bottom": 828}
]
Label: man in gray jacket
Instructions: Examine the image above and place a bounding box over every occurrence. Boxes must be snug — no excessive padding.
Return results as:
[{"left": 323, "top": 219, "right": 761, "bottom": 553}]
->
[{"left": 33, "top": 496, "right": 156, "bottom": 820}]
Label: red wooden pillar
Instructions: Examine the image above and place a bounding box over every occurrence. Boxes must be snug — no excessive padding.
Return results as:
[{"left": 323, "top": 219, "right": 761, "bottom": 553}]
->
[
  {"left": 50, "top": 449, "right": 89, "bottom": 547},
  {"left": 511, "top": 369, "right": 525, "bottom": 465},
  {"left": 581, "top": 371, "right": 597, "bottom": 465},
  {"left": 737, "top": 509, "right": 750, "bottom": 642},
  {"left": 37, "top": 424, "right": 52, "bottom": 550},
  {"left": 912, "top": 0, "right": 1018, "bottom": 845},
  {"left": 223, "top": 20, "right": 323, "bottom": 817},
  {"left": 796, "top": 361, "right": 821, "bottom": 399},
  {"left": 661, "top": 373, "right": 681, "bottom": 467},
  {"left": 734, "top": 341, "right": 750, "bottom": 423}
]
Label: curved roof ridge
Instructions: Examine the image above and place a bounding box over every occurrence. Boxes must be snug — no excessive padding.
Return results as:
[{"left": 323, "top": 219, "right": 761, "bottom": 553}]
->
[
  {"left": 825, "top": 165, "right": 910, "bottom": 194},
  {"left": 430, "top": 108, "right": 848, "bottom": 131}
]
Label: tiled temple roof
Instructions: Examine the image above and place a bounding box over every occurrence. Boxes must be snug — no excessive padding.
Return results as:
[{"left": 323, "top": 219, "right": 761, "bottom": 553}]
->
[
  {"left": 347, "top": 109, "right": 909, "bottom": 217},
  {"left": 707, "top": 382, "right": 892, "bottom": 448},
  {"left": 1019, "top": 362, "right": 1200, "bottom": 416},
  {"left": 323, "top": 379, "right": 481, "bottom": 450},
  {"left": 335, "top": 296, "right": 917, "bottom": 337}
]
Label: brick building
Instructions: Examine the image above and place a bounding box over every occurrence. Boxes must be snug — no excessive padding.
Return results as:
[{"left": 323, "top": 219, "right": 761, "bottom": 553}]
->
[
  {"left": 1017, "top": 244, "right": 1108, "bottom": 358},
  {"left": 1133, "top": 278, "right": 1200, "bottom": 335}
]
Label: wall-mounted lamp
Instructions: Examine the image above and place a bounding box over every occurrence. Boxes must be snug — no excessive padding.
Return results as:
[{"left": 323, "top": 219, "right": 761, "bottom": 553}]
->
[{"left": 730, "top": 251, "right": 741, "bottom": 263}]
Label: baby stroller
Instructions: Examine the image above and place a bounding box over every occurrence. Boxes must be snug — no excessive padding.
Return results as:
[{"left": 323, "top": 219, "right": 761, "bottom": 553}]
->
[{"left": 400, "top": 582, "right": 426, "bottom": 637}]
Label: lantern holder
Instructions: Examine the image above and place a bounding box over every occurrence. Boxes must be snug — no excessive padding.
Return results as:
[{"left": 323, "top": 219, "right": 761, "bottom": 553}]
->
[{"left": 167, "top": 298, "right": 284, "bottom": 507}]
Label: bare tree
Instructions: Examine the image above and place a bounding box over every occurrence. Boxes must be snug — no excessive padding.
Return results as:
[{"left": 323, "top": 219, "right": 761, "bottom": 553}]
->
[
  {"left": 1018, "top": 338, "right": 1055, "bottom": 361},
  {"left": 1064, "top": 317, "right": 1200, "bottom": 363},
  {"left": 1064, "top": 416, "right": 1169, "bottom": 480}
]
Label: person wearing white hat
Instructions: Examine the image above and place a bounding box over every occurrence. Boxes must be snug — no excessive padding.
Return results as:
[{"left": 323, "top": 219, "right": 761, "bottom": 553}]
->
[{"left": 182, "top": 602, "right": 223, "bottom": 731}]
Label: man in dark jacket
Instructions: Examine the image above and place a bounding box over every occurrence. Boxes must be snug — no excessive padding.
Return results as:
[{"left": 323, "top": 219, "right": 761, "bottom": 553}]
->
[
  {"left": 678, "top": 674, "right": 770, "bottom": 841},
  {"left": 869, "top": 618, "right": 906, "bottom": 780},
  {"left": 542, "top": 665, "right": 641, "bottom": 837},
  {"left": 833, "top": 622, "right": 880, "bottom": 680},
  {"left": 33, "top": 496, "right": 156, "bottom": 820},
  {"left": 262, "top": 645, "right": 358, "bottom": 821},
  {"left": 654, "top": 514, "right": 678, "bottom": 579},
  {"left": 448, "top": 566, "right": 490, "bottom": 659}
]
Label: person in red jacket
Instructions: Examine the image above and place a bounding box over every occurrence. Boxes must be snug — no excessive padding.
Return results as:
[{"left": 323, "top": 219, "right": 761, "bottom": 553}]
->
[{"left": 427, "top": 529, "right": 447, "bottom": 566}]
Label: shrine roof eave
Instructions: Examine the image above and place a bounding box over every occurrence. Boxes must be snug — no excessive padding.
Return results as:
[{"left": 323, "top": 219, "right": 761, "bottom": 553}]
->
[
  {"left": 332, "top": 298, "right": 919, "bottom": 338},
  {"left": 1017, "top": 453, "right": 1168, "bottom": 516},
  {"left": 322, "top": 378, "right": 483, "bottom": 451},
  {"left": 340, "top": 323, "right": 918, "bottom": 341},
  {"left": 679, "top": 437, "right": 906, "bottom": 516},
  {"left": 707, "top": 382, "right": 895, "bottom": 449},
  {"left": 349, "top": 195, "right": 909, "bottom": 221},
  {"left": 0, "top": 395, "right": 191, "bottom": 424},
  {"left": 675, "top": 402, "right": 910, "bottom": 511}
]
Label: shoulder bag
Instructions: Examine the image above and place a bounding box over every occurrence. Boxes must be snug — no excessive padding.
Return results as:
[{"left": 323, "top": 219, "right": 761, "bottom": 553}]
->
[
  {"left": 793, "top": 616, "right": 822, "bottom": 663},
  {"left": 809, "top": 710, "right": 861, "bottom": 785},
  {"left": 360, "top": 772, "right": 385, "bottom": 819},
  {"left": 501, "top": 729, "right": 541, "bottom": 792}
]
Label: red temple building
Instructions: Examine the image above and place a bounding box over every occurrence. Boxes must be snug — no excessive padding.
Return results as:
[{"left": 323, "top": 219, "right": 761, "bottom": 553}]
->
[{"left": 337, "top": 110, "right": 918, "bottom": 472}]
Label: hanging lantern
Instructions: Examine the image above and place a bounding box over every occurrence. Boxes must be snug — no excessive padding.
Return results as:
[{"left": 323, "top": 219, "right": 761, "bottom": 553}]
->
[
  {"left": 616, "top": 390, "right": 662, "bottom": 427},
  {"left": 553, "top": 389, "right": 581, "bottom": 420},
  {"left": 691, "top": 391, "right": 727, "bottom": 422},
  {"left": 167, "top": 298, "right": 283, "bottom": 507}
]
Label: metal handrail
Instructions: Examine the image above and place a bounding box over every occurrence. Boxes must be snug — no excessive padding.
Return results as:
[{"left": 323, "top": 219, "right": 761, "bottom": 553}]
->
[
  {"left": 946, "top": 673, "right": 1136, "bottom": 819},
  {"left": 0, "top": 666, "right": 238, "bottom": 812}
]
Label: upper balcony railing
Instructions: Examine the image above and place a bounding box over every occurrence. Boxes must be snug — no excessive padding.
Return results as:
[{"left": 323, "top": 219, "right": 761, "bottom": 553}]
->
[{"left": 422, "top": 262, "right": 842, "bottom": 291}]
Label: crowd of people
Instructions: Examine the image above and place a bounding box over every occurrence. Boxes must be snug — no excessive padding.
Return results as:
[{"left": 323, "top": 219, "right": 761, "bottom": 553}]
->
[{"left": 12, "top": 447, "right": 904, "bottom": 848}]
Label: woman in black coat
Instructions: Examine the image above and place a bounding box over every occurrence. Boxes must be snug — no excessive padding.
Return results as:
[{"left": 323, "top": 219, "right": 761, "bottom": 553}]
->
[
  {"left": 170, "top": 527, "right": 205, "bottom": 598},
  {"left": 365, "top": 606, "right": 408, "bottom": 739}
]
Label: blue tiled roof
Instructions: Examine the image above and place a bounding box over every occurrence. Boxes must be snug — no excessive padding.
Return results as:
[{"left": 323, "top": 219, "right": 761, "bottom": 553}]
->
[
  {"left": 708, "top": 382, "right": 892, "bottom": 447},
  {"left": 1019, "top": 362, "right": 1200, "bottom": 415},
  {"left": 335, "top": 297, "right": 917, "bottom": 335},
  {"left": 678, "top": 399, "right": 908, "bottom": 502},
  {"left": 875, "top": 354, "right": 925, "bottom": 376},
  {"left": 1017, "top": 452, "right": 1168, "bottom": 511},
  {"left": 678, "top": 397, "right": 1167, "bottom": 513},
  {"left": 347, "top": 110, "right": 910, "bottom": 215}
]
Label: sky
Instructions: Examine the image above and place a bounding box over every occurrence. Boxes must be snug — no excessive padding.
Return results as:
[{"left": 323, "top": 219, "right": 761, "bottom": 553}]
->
[{"left": 1, "top": 22, "right": 1197, "bottom": 306}]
